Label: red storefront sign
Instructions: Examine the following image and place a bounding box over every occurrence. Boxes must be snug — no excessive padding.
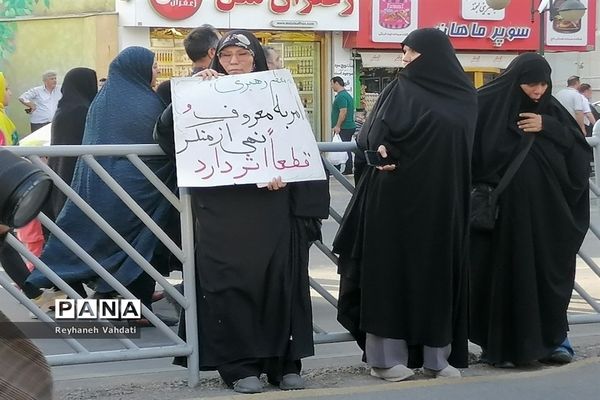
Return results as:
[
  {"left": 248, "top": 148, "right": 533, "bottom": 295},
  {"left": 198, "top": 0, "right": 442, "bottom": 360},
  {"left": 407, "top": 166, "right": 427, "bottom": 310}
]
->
[
  {"left": 149, "top": 0, "right": 202, "bottom": 20},
  {"left": 345, "top": 0, "right": 595, "bottom": 52},
  {"left": 149, "top": 0, "right": 354, "bottom": 19},
  {"left": 214, "top": 0, "right": 354, "bottom": 16}
]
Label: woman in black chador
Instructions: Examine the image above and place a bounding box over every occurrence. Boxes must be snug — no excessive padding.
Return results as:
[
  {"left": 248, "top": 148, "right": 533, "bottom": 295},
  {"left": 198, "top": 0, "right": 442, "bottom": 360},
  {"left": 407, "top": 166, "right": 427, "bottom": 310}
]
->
[
  {"left": 155, "top": 30, "right": 329, "bottom": 394},
  {"left": 333, "top": 28, "right": 477, "bottom": 381},
  {"left": 45, "top": 67, "right": 98, "bottom": 222},
  {"left": 470, "top": 53, "right": 591, "bottom": 367}
]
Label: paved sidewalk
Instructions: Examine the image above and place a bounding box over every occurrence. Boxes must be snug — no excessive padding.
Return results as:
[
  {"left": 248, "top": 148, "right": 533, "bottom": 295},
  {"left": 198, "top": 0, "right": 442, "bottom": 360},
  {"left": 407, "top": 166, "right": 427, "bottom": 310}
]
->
[
  {"left": 197, "top": 358, "right": 600, "bottom": 400},
  {"left": 55, "top": 325, "right": 600, "bottom": 400},
  {"left": 55, "top": 356, "right": 600, "bottom": 400}
]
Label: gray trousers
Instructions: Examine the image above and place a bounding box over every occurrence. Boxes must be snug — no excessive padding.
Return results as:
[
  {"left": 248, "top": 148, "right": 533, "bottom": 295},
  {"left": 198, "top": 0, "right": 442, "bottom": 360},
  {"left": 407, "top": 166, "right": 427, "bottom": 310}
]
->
[{"left": 365, "top": 333, "right": 451, "bottom": 371}]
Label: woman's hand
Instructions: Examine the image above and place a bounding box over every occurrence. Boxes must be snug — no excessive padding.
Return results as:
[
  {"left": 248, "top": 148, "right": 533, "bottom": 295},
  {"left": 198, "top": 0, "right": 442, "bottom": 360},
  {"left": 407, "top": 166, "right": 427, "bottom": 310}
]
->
[
  {"left": 517, "top": 113, "right": 543, "bottom": 133},
  {"left": 376, "top": 145, "right": 396, "bottom": 171},
  {"left": 259, "top": 176, "right": 287, "bottom": 191},
  {"left": 193, "top": 69, "right": 223, "bottom": 80}
]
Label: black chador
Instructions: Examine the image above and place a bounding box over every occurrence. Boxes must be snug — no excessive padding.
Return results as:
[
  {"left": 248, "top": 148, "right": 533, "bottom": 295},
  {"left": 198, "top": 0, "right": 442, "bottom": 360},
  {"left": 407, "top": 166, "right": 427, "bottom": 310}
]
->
[
  {"left": 334, "top": 28, "right": 477, "bottom": 368},
  {"left": 469, "top": 53, "right": 591, "bottom": 365}
]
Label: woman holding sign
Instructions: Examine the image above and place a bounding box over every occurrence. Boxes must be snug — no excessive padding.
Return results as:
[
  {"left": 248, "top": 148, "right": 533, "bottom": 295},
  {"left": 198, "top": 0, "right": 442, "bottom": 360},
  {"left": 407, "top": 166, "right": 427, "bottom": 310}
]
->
[
  {"left": 333, "top": 29, "right": 476, "bottom": 381},
  {"left": 159, "top": 30, "right": 329, "bottom": 394}
]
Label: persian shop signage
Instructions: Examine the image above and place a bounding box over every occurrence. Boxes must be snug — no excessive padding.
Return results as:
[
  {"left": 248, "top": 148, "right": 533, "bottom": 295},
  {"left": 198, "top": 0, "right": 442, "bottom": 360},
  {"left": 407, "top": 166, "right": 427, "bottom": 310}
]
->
[
  {"left": 216, "top": 0, "right": 354, "bottom": 16},
  {"left": 149, "top": 0, "right": 202, "bottom": 20},
  {"left": 545, "top": 0, "right": 589, "bottom": 47},
  {"left": 371, "top": 0, "right": 531, "bottom": 47},
  {"left": 437, "top": 21, "right": 532, "bottom": 48},
  {"left": 148, "top": 0, "right": 354, "bottom": 20}
]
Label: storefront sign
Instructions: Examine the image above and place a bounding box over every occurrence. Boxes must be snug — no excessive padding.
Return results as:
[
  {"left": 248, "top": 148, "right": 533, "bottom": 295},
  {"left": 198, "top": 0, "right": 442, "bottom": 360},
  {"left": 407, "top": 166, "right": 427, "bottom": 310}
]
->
[
  {"left": 149, "top": 0, "right": 202, "bottom": 20},
  {"left": 545, "top": 0, "right": 589, "bottom": 47},
  {"left": 461, "top": 0, "right": 505, "bottom": 21},
  {"left": 359, "top": 51, "right": 517, "bottom": 68},
  {"left": 126, "top": 0, "right": 358, "bottom": 30},
  {"left": 333, "top": 62, "right": 353, "bottom": 90},
  {"left": 271, "top": 20, "right": 318, "bottom": 28},
  {"left": 372, "top": 0, "right": 419, "bottom": 43},
  {"left": 214, "top": 0, "right": 354, "bottom": 16},
  {"left": 361, "top": 0, "right": 539, "bottom": 50},
  {"left": 436, "top": 21, "right": 531, "bottom": 48},
  {"left": 347, "top": 0, "right": 595, "bottom": 52}
]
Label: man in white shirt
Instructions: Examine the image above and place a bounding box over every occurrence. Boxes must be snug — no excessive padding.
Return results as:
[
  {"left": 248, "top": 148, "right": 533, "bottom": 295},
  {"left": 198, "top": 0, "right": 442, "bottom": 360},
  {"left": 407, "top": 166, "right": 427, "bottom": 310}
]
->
[
  {"left": 18, "top": 71, "right": 62, "bottom": 133},
  {"left": 555, "top": 75, "right": 586, "bottom": 135},
  {"left": 578, "top": 83, "right": 597, "bottom": 136}
]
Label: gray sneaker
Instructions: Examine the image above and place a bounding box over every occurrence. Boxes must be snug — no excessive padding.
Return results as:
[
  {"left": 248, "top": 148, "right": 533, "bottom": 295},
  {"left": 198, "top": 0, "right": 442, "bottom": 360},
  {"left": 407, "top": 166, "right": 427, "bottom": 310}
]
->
[
  {"left": 279, "top": 373, "right": 305, "bottom": 390},
  {"left": 370, "top": 365, "right": 415, "bottom": 382},
  {"left": 423, "top": 365, "right": 461, "bottom": 379},
  {"left": 233, "top": 376, "right": 263, "bottom": 394}
]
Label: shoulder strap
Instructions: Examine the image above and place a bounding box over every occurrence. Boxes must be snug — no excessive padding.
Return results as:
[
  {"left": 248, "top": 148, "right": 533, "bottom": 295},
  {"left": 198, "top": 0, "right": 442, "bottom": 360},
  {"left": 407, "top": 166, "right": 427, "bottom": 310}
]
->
[{"left": 493, "top": 134, "right": 535, "bottom": 197}]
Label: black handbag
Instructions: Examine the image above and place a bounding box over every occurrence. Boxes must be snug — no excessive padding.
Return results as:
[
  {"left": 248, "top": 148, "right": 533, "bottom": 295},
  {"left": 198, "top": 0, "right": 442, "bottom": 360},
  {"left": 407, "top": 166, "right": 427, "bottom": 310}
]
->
[{"left": 470, "top": 135, "right": 534, "bottom": 231}]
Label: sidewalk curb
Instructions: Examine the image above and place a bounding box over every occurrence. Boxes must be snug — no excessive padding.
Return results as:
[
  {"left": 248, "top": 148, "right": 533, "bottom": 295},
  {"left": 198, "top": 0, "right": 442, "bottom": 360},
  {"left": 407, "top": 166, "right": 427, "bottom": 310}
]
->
[{"left": 181, "top": 357, "right": 600, "bottom": 400}]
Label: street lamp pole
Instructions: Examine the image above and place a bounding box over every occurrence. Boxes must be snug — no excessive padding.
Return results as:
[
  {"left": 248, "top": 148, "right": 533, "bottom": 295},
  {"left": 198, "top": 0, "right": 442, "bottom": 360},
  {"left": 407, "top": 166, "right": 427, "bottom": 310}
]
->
[{"left": 539, "top": 1, "right": 549, "bottom": 56}]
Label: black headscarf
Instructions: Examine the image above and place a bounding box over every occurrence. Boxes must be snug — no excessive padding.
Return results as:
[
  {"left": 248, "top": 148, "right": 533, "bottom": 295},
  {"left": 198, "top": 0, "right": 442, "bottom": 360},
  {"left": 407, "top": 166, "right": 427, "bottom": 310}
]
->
[
  {"left": 400, "top": 28, "right": 476, "bottom": 99},
  {"left": 210, "top": 30, "right": 268, "bottom": 74},
  {"left": 155, "top": 80, "right": 172, "bottom": 105},
  {"left": 45, "top": 67, "right": 98, "bottom": 220},
  {"left": 54, "top": 67, "right": 98, "bottom": 123},
  {"left": 361, "top": 28, "right": 477, "bottom": 153},
  {"left": 473, "top": 52, "right": 581, "bottom": 183}
]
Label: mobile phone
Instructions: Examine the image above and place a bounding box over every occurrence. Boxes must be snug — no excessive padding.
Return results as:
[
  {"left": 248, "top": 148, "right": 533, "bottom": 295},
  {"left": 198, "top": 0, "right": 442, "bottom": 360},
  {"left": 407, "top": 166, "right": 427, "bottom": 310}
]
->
[{"left": 364, "top": 150, "right": 393, "bottom": 167}]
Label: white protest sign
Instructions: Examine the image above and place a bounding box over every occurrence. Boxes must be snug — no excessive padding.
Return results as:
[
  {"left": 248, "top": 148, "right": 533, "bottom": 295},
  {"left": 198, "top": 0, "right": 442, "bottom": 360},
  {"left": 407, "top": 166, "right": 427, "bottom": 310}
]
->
[{"left": 172, "top": 69, "right": 326, "bottom": 187}]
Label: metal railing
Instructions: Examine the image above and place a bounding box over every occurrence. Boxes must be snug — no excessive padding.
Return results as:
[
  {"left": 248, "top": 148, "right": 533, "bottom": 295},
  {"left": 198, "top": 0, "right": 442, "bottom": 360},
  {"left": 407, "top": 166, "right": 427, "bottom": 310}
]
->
[
  {"left": 323, "top": 138, "right": 600, "bottom": 325},
  {"left": 2, "top": 145, "right": 199, "bottom": 386},
  {"left": 0, "top": 143, "right": 357, "bottom": 386},
  {"left": 2, "top": 137, "right": 600, "bottom": 387}
]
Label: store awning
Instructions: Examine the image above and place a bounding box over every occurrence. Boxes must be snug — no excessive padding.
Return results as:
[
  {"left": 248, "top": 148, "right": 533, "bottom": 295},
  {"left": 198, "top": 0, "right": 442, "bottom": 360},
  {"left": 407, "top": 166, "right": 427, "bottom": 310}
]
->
[
  {"left": 359, "top": 51, "right": 519, "bottom": 69},
  {"left": 358, "top": 52, "right": 404, "bottom": 68}
]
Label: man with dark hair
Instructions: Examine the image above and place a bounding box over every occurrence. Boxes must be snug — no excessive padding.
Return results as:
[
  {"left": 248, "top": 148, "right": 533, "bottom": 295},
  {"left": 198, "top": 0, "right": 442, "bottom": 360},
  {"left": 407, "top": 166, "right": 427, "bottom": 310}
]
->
[
  {"left": 556, "top": 75, "right": 586, "bottom": 135},
  {"left": 331, "top": 76, "right": 356, "bottom": 175},
  {"left": 183, "top": 24, "right": 220, "bottom": 74}
]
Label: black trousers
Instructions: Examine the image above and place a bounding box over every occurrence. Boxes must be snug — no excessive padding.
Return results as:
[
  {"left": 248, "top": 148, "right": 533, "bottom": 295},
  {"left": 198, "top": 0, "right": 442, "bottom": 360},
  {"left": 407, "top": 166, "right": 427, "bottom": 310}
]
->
[
  {"left": 30, "top": 122, "right": 50, "bottom": 133},
  {"left": 338, "top": 128, "right": 356, "bottom": 174}
]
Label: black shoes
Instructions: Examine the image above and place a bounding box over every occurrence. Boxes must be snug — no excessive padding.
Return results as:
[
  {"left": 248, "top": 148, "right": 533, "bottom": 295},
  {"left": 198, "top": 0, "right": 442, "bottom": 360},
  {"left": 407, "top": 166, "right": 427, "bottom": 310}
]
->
[{"left": 539, "top": 349, "right": 573, "bottom": 365}]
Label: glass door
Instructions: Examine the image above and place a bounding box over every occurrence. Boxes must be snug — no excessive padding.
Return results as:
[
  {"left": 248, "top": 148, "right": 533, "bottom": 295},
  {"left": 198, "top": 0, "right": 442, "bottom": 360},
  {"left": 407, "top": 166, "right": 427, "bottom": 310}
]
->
[
  {"left": 150, "top": 28, "right": 194, "bottom": 83},
  {"left": 257, "top": 31, "right": 324, "bottom": 140}
]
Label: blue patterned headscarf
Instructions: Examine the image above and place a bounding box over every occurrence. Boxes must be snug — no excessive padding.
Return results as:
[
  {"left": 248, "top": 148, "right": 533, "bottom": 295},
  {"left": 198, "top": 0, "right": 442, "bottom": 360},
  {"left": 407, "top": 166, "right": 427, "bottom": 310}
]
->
[{"left": 83, "top": 46, "right": 165, "bottom": 145}]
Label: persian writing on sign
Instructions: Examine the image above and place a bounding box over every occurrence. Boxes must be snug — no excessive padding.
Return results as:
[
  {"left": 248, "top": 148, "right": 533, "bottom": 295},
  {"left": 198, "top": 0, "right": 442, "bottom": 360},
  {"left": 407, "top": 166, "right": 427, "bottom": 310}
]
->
[{"left": 172, "top": 69, "right": 326, "bottom": 187}]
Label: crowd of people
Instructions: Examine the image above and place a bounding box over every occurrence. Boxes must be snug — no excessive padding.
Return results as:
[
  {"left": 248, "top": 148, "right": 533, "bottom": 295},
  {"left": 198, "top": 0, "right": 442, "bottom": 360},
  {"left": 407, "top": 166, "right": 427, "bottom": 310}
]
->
[{"left": 0, "top": 25, "right": 593, "bottom": 396}]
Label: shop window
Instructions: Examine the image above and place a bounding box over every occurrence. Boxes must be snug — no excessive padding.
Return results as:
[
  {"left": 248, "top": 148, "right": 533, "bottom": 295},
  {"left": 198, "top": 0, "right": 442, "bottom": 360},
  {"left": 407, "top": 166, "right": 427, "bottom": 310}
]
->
[{"left": 464, "top": 67, "right": 502, "bottom": 88}]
